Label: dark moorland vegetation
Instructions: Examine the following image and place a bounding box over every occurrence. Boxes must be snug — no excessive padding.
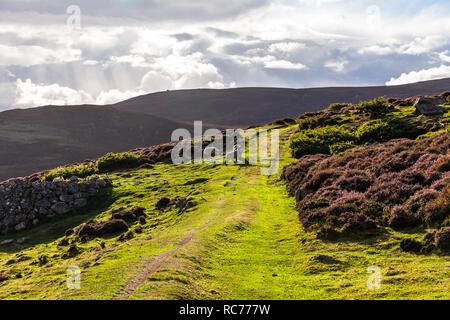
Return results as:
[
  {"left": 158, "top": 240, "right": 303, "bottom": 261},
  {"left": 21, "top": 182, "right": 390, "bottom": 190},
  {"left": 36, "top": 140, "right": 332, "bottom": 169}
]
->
[{"left": 284, "top": 96, "right": 450, "bottom": 253}]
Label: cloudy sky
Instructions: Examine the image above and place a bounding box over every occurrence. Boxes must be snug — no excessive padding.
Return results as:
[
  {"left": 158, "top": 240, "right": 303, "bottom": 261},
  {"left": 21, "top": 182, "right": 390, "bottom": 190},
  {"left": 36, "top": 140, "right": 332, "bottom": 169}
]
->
[{"left": 1, "top": 0, "right": 450, "bottom": 110}]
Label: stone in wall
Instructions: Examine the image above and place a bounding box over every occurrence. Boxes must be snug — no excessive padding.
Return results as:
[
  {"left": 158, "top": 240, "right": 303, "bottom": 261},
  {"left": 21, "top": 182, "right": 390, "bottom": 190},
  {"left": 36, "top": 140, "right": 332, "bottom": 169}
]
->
[{"left": 0, "top": 177, "right": 112, "bottom": 235}]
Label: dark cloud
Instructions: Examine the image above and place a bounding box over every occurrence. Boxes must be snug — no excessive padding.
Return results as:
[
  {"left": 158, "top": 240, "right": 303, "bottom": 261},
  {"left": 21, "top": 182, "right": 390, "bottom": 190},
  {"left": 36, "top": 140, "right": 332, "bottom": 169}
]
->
[
  {"left": 0, "top": 0, "right": 270, "bottom": 23},
  {"left": 206, "top": 27, "right": 239, "bottom": 39},
  {"left": 172, "top": 33, "right": 195, "bottom": 41}
]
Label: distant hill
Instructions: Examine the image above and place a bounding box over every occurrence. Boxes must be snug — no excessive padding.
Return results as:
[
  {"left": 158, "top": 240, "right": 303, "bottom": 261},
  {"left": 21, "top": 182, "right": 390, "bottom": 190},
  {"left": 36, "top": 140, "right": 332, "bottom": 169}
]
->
[
  {"left": 112, "top": 78, "right": 450, "bottom": 126},
  {"left": 0, "top": 78, "right": 449, "bottom": 180},
  {"left": 0, "top": 105, "right": 195, "bottom": 180}
]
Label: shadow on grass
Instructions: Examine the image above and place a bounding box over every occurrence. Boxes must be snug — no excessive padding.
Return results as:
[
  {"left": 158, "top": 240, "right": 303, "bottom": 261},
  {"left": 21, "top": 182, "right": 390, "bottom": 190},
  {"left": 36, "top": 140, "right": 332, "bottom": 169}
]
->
[
  {"left": 0, "top": 187, "right": 115, "bottom": 253},
  {"left": 315, "top": 227, "right": 395, "bottom": 246}
]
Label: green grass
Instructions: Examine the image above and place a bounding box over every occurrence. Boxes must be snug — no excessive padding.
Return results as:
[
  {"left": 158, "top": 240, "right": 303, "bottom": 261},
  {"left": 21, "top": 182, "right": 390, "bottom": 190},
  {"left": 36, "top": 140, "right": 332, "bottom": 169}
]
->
[{"left": 0, "top": 122, "right": 448, "bottom": 300}]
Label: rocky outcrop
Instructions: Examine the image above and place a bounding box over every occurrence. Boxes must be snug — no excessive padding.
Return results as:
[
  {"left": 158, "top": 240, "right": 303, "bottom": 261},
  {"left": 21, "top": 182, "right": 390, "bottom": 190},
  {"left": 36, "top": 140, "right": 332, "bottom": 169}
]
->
[
  {"left": 414, "top": 97, "right": 446, "bottom": 115},
  {"left": 0, "top": 177, "right": 112, "bottom": 235}
]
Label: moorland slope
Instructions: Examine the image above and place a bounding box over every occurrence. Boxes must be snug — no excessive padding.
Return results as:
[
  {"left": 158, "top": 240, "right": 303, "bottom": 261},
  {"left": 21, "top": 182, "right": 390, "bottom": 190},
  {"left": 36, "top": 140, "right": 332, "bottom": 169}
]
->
[
  {"left": 2, "top": 78, "right": 450, "bottom": 181},
  {"left": 0, "top": 94, "right": 448, "bottom": 300}
]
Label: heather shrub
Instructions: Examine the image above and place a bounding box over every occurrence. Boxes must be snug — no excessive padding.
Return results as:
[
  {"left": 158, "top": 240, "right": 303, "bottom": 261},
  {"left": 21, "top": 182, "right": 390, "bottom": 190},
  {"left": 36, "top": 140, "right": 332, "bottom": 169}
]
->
[
  {"left": 338, "top": 212, "right": 377, "bottom": 234},
  {"left": 303, "top": 169, "right": 343, "bottom": 191},
  {"left": 298, "top": 196, "right": 330, "bottom": 211},
  {"left": 97, "top": 152, "right": 143, "bottom": 172},
  {"left": 325, "top": 200, "right": 359, "bottom": 217},
  {"left": 412, "top": 154, "right": 441, "bottom": 171},
  {"left": 281, "top": 154, "right": 328, "bottom": 194},
  {"left": 431, "top": 175, "right": 450, "bottom": 191},
  {"left": 283, "top": 124, "right": 449, "bottom": 237},
  {"left": 360, "top": 200, "right": 385, "bottom": 221},
  {"left": 373, "top": 155, "right": 413, "bottom": 175},
  {"left": 335, "top": 170, "right": 372, "bottom": 192},
  {"left": 388, "top": 206, "right": 419, "bottom": 229},
  {"left": 421, "top": 192, "right": 450, "bottom": 226},
  {"left": 366, "top": 178, "right": 420, "bottom": 204},
  {"left": 424, "top": 171, "right": 442, "bottom": 185},
  {"left": 406, "top": 189, "right": 441, "bottom": 216},
  {"left": 434, "top": 227, "right": 450, "bottom": 251},
  {"left": 428, "top": 155, "right": 450, "bottom": 172}
]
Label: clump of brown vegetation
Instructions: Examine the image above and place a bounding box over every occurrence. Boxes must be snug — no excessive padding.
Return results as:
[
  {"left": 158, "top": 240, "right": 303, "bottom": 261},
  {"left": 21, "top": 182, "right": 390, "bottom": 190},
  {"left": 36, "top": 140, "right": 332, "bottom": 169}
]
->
[
  {"left": 77, "top": 219, "right": 129, "bottom": 237},
  {"left": 0, "top": 272, "right": 10, "bottom": 282},
  {"left": 400, "top": 227, "right": 450, "bottom": 254},
  {"left": 111, "top": 206, "right": 146, "bottom": 223}
]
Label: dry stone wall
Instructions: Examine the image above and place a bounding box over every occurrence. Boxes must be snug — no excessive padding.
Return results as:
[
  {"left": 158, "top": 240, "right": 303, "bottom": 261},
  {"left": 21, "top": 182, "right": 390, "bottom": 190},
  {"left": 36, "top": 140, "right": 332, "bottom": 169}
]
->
[{"left": 0, "top": 177, "right": 112, "bottom": 235}]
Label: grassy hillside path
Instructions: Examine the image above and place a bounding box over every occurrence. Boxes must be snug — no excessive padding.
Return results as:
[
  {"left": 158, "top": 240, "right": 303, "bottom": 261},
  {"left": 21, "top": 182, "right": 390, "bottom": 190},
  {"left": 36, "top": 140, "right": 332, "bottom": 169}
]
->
[
  {"left": 128, "top": 165, "right": 448, "bottom": 300},
  {"left": 0, "top": 125, "right": 448, "bottom": 299},
  {"left": 126, "top": 127, "right": 449, "bottom": 300}
]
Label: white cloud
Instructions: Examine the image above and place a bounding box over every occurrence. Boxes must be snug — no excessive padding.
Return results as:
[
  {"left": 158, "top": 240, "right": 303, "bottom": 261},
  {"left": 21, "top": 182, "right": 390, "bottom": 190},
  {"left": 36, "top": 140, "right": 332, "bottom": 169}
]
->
[
  {"left": 140, "top": 71, "right": 174, "bottom": 92},
  {"left": 398, "top": 36, "right": 445, "bottom": 55},
  {"left": 386, "top": 65, "right": 450, "bottom": 86},
  {"left": 14, "top": 79, "right": 147, "bottom": 107},
  {"left": 233, "top": 54, "right": 308, "bottom": 70},
  {"left": 268, "top": 42, "right": 306, "bottom": 54},
  {"left": 146, "top": 52, "right": 234, "bottom": 90},
  {"left": 15, "top": 79, "right": 94, "bottom": 107},
  {"left": 82, "top": 60, "right": 100, "bottom": 66},
  {"left": 0, "top": 44, "right": 81, "bottom": 67},
  {"left": 2, "top": 1, "right": 450, "bottom": 108},
  {"left": 438, "top": 50, "right": 450, "bottom": 63},
  {"left": 264, "top": 59, "right": 308, "bottom": 70},
  {"left": 358, "top": 45, "right": 394, "bottom": 56},
  {"left": 95, "top": 89, "right": 146, "bottom": 105},
  {"left": 110, "top": 55, "right": 148, "bottom": 68},
  {"left": 324, "top": 60, "right": 348, "bottom": 72}
]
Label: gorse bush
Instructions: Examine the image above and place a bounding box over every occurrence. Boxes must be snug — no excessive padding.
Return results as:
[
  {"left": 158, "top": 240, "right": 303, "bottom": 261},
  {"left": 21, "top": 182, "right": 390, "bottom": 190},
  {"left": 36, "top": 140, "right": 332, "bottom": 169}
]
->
[
  {"left": 417, "top": 129, "right": 448, "bottom": 140},
  {"left": 356, "top": 119, "right": 392, "bottom": 142},
  {"left": 355, "top": 97, "right": 390, "bottom": 118},
  {"left": 298, "top": 116, "right": 319, "bottom": 130},
  {"left": 97, "top": 152, "right": 143, "bottom": 172},
  {"left": 330, "top": 142, "right": 358, "bottom": 155},
  {"left": 43, "top": 162, "right": 98, "bottom": 181},
  {"left": 43, "top": 152, "right": 143, "bottom": 180},
  {"left": 290, "top": 125, "right": 356, "bottom": 158},
  {"left": 356, "top": 118, "right": 426, "bottom": 143},
  {"left": 328, "top": 102, "right": 351, "bottom": 111}
]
